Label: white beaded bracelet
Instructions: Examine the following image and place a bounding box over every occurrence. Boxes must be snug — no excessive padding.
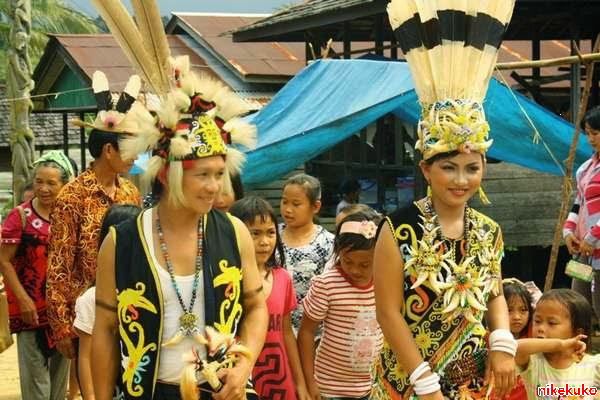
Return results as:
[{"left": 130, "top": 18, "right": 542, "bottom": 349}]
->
[
  {"left": 490, "top": 328, "right": 517, "bottom": 357},
  {"left": 413, "top": 372, "right": 441, "bottom": 395},
  {"left": 409, "top": 361, "right": 431, "bottom": 385}
]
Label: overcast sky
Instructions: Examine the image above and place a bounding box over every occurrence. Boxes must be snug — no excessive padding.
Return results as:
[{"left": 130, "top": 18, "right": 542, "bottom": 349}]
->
[{"left": 68, "top": 0, "right": 295, "bottom": 17}]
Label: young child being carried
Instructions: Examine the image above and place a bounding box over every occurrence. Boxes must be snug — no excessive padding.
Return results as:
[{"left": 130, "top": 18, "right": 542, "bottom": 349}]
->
[
  {"left": 230, "top": 196, "right": 310, "bottom": 400},
  {"left": 298, "top": 211, "right": 383, "bottom": 400},
  {"left": 515, "top": 289, "right": 600, "bottom": 400}
]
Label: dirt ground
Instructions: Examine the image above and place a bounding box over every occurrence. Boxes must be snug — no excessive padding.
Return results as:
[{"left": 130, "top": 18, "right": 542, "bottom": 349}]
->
[
  {"left": 2, "top": 333, "right": 600, "bottom": 398},
  {"left": 0, "top": 336, "right": 20, "bottom": 400}
]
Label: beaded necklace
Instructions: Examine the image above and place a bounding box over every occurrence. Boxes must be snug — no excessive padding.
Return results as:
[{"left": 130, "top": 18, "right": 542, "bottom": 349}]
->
[{"left": 156, "top": 209, "right": 203, "bottom": 337}]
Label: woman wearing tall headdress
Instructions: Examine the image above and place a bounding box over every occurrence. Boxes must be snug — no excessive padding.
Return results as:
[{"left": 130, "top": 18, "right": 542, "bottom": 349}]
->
[
  {"left": 371, "top": 1, "right": 517, "bottom": 399},
  {"left": 89, "top": 2, "right": 267, "bottom": 399}
]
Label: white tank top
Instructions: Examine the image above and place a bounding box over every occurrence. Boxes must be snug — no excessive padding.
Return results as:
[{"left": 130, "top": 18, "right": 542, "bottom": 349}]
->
[{"left": 142, "top": 209, "right": 207, "bottom": 383}]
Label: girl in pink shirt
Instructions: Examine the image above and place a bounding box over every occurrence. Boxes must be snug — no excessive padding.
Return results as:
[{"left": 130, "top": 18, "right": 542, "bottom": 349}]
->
[{"left": 230, "top": 196, "right": 310, "bottom": 400}]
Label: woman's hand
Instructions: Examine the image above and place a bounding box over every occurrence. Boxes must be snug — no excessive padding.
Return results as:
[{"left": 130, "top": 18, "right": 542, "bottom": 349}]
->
[
  {"left": 580, "top": 240, "right": 594, "bottom": 258},
  {"left": 488, "top": 350, "right": 517, "bottom": 398},
  {"left": 213, "top": 359, "right": 252, "bottom": 400},
  {"left": 561, "top": 334, "right": 587, "bottom": 361},
  {"left": 565, "top": 234, "right": 581, "bottom": 255},
  {"left": 418, "top": 390, "right": 444, "bottom": 400},
  {"left": 17, "top": 293, "right": 38, "bottom": 326}
]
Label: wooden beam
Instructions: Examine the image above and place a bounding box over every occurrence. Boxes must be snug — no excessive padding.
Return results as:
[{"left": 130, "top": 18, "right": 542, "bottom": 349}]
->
[{"left": 496, "top": 52, "right": 600, "bottom": 70}]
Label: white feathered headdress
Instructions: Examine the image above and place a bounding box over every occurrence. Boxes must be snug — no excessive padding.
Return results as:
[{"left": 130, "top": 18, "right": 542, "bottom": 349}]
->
[
  {"left": 387, "top": 0, "right": 515, "bottom": 160},
  {"left": 91, "top": 0, "right": 256, "bottom": 202}
]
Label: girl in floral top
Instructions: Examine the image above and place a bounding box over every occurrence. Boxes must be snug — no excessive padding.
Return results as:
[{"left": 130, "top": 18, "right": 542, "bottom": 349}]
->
[{"left": 279, "top": 173, "right": 334, "bottom": 331}]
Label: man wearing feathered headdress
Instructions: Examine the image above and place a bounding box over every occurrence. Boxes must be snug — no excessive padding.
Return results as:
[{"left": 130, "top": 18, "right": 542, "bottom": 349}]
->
[
  {"left": 89, "top": 1, "right": 267, "bottom": 400},
  {"left": 46, "top": 72, "right": 142, "bottom": 360}
]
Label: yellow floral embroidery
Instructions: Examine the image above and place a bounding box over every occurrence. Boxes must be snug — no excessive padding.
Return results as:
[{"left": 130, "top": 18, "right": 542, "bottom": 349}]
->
[
  {"left": 117, "top": 283, "right": 158, "bottom": 397},
  {"left": 394, "top": 223, "right": 417, "bottom": 249},
  {"left": 213, "top": 259, "right": 243, "bottom": 334},
  {"left": 192, "top": 114, "right": 227, "bottom": 158}
]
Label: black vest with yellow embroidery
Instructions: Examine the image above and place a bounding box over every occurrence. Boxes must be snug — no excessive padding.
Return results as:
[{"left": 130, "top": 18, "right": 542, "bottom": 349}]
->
[{"left": 114, "top": 209, "right": 244, "bottom": 400}]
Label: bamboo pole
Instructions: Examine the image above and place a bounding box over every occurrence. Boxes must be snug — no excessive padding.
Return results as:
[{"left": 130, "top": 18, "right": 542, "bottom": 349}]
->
[
  {"left": 337, "top": 41, "right": 600, "bottom": 71},
  {"left": 544, "top": 35, "right": 600, "bottom": 291},
  {"left": 497, "top": 52, "right": 600, "bottom": 70}
]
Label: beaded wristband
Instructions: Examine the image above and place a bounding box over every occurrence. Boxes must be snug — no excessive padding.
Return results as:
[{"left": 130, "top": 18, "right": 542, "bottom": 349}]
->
[{"left": 490, "top": 329, "right": 517, "bottom": 357}]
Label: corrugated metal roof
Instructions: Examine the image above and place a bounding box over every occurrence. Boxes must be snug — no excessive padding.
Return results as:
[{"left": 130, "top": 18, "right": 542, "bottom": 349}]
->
[
  {"left": 54, "top": 34, "right": 220, "bottom": 90},
  {"left": 233, "top": 0, "right": 375, "bottom": 34},
  {"left": 170, "top": 13, "right": 306, "bottom": 79}
]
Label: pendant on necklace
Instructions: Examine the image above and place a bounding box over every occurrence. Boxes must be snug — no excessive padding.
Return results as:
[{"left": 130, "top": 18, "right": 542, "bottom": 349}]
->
[
  {"left": 180, "top": 312, "right": 197, "bottom": 331},
  {"left": 162, "top": 312, "right": 207, "bottom": 348}
]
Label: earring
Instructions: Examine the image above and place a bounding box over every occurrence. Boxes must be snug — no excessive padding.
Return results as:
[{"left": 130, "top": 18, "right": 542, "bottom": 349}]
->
[
  {"left": 427, "top": 184, "right": 432, "bottom": 198},
  {"left": 479, "top": 186, "right": 491, "bottom": 205}
]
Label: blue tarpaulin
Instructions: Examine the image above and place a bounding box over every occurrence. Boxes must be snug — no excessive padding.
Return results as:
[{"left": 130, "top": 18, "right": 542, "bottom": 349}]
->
[{"left": 242, "top": 59, "right": 592, "bottom": 186}]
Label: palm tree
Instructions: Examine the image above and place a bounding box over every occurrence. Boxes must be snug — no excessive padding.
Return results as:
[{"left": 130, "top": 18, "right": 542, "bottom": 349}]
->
[
  {"left": 3, "top": 0, "right": 98, "bottom": 204},
  {"left": 0, "top": 0, "right": 100, "bottom": 82}
]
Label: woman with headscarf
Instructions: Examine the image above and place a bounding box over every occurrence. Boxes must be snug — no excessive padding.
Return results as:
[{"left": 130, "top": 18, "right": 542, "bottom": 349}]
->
[{"left": 0, "top": 150, "right": 74, "bottom": 400}]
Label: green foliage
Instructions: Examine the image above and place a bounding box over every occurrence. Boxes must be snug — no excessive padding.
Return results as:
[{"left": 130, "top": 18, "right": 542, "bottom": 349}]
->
[{"left": 0, "top": 0, "right": 99, "bottom": 83}]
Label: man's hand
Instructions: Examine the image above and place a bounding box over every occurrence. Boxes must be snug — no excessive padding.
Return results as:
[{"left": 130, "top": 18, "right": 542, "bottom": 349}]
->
[
  {"left": 56, "top": 337, "right": 75, "bottom": 359},
  {"left": 213, "top": 359, "right": 252, "bottom": 400}
]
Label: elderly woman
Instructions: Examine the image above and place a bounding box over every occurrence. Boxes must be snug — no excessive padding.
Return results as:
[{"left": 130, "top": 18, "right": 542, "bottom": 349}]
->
[{"left": 0, "top": 151, "right": 74, "bottom": 400}]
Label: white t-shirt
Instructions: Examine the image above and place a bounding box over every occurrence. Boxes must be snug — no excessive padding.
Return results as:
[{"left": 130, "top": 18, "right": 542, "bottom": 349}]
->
[
  {"left": 302, "top": 266, "right": 383, "bottom": 398},
  {"left": 520, "top": 352, "right": 600, "bottom": 399},
  {"left": 142, "top": 209, "right": 206, "bottom": 383},
  {"left": 74, "top": 287, "right": 96, "bottom": 335}
]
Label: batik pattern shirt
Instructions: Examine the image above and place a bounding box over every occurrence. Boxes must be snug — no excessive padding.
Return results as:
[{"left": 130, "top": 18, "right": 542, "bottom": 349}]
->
[
  {"left": 279, "top": 224, "right": 334, "bottom": 331},
  {"left": 46, "top": 168, "right": 140, "bottom": 341}
]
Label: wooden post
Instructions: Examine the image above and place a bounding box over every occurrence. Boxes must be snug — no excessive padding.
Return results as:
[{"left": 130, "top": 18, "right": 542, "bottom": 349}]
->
[
  {"left": 62, "top": 112, "right": 69, "bottom": 155},
  {"left": 343, "top": 22, "right": 351, "bottom": 60},
  {"left": 80, "top": 111, "right": 86, "bottom": 169},
  {"left": 544, "top": 34, "right": 600, "bottom": 291}
]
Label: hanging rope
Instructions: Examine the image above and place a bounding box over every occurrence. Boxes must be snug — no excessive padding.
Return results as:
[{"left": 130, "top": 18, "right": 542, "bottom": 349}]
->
[{"left": 494, "top": 68, "right": 565, "bottom": 175}]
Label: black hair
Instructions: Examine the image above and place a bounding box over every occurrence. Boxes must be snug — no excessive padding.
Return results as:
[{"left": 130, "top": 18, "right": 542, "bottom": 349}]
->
[
  {"left": 231, "top": 173, "right": 244, "bottom": 201},
  {"left": 23, "top": 181, "right": 33, "bottom": 191},
  {"left": 584, "top": 106, "right": 600, "bottom": 131},
  {"left": 536, "top": 288, "right": 593, "bottom": 345},
  {"left": 340, "top": 178, "right": 361, "bottom": 195},
  {"left": 338, "top": 203, "right": 380, "bottom": 219},
  {"left": 334, "top": 210, "right": 382, "bottom": 257},
  {"left": 88, "top": 129, "right": 120, "bottom": 159},
  {"left": 283, "top": 173, "right": 321, "bottom": 205},
  {"left": 503, "top": 280, "right": 534, "bottom": 337},
  {"left": 424, "top": 150, "right": 486, "bottom": 166},
  {"left": 99, "top": 204, "right": 142, "bottom": 248},
  {"left": 230, "top": 196, "right": 285, "bottom": 269}
]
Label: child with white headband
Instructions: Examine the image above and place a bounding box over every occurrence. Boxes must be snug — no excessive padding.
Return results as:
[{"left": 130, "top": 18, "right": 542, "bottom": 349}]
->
[{"left": 298, "top": 211, "right": 383, "bottom": 400}]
